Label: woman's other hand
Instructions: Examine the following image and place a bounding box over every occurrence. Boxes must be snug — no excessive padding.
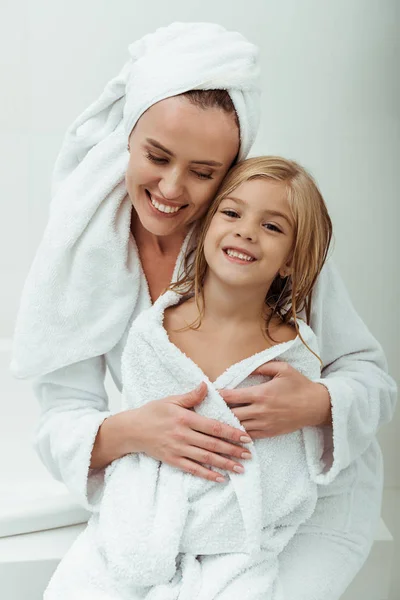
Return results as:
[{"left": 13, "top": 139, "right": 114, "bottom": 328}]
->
[
  {"left": 122, "top": 382, "right": 252, "bottom": 483},
  {"left": 219, "top": 362, "right": 332, "bottom": 439}
]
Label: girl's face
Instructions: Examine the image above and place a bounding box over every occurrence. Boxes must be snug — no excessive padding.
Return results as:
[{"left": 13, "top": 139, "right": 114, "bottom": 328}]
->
[
  {"left": 126, "top": 96, "right": 239, "bottom": 238},
  {"left": 203, "top": 178, "right": 295, "bottom": 294}
]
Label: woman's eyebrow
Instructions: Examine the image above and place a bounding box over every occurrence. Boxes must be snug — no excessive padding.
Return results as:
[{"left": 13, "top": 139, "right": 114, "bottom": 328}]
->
[
  {"left": 146, "top": 138, "right": 222, "bottom": 167},
  {"left": 146, "top": 138, "right": 174, "bottom": 156}
]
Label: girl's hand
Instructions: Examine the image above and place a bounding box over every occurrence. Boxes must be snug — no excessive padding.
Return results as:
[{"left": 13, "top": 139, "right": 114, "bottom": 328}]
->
[
  {"left": 124, "top": 382, "right": 252, "bottom": 483},
  {"left": 219, "top": 362, "right": 332, "bottom": 439}
]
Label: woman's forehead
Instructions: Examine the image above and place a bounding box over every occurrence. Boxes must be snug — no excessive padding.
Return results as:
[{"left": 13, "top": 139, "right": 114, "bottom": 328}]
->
[{"left": 132, "top": 96, "right": 239, "bottom": 163}]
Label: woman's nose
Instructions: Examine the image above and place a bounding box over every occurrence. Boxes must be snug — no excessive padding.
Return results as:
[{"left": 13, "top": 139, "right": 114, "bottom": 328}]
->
[{"left": 158, "top": 169, "right": 185, "bottom": 200}]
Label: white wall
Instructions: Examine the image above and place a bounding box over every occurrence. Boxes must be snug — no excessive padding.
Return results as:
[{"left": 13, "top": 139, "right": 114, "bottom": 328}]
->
[{"left": 1, "top": 0, "right": 399, "bottom": 484}]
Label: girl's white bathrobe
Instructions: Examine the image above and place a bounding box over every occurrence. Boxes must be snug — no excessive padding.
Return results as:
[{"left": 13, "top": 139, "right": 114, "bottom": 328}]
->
[
  {"left": 34, "top": 241, "right": 396, "bottom": 600},
  {"left": 42, "top": 290, "right": 349, "bottom": 599}
]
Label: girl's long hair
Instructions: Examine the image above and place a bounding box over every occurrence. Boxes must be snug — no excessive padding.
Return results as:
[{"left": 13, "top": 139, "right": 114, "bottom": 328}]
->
[{"left": 171, "top": 156, "right": 333, "bottom": 357}]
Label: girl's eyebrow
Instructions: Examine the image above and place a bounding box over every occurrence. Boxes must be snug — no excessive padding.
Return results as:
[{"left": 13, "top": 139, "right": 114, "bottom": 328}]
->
[
  {"left": 223, "top": 196, "right": 293, "bottom": 226},
  {"left": 146, "top": 138, "right": 223, "bottom": 167}
]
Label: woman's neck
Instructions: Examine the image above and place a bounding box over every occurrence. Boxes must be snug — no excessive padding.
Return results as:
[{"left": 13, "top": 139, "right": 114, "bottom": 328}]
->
[{"left": 131, "top": 209, "right": 187, "bottom": 257}]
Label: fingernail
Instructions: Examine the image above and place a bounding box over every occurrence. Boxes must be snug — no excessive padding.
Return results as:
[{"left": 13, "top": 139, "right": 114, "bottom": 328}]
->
[
  {"left": 240, "top": 436, "right": 252, "bottom": 443},
  {"left": 216, "top": 477, "right": 225, "bottom": 483},
  {"left": 241, "top": 452, "right": 252, "bottom": 459},
  {"left": 233, "top": 465, "right": 244, "bottom": 473}
]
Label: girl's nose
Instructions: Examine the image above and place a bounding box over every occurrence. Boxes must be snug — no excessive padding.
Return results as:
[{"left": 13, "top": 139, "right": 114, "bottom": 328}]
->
[{"left": 234, "top": 230, "right": 255, "bottom": 242}]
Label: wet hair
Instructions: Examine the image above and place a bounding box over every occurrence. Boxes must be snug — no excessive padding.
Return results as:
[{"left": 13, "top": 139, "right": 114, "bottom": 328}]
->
[
  {"left": 181, "top": 89, "right": 240, "bottom": 130},
  {"left": 171, "top": 156, "right": 333, "bottom": 359}
]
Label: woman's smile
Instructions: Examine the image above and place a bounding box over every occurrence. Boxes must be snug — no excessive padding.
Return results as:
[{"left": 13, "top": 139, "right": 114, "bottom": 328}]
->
[{"left": 145, "top": 189, "right": 189, "bottom": 218}]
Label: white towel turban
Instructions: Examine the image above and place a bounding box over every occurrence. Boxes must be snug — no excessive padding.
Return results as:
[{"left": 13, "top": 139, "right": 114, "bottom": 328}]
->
[{"left": 11, "top": 22, "right": 261, "bottom": 379}]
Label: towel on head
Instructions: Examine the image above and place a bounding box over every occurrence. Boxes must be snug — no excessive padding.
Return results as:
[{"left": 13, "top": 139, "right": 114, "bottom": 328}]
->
[{"left": 10, "top": 22, "right": 261, "bottom": 379}]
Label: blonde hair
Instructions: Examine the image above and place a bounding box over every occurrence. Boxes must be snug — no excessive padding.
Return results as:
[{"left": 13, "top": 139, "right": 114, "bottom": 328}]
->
[{"left": 171, "top": 156, "right": 333, "bottom": 357}]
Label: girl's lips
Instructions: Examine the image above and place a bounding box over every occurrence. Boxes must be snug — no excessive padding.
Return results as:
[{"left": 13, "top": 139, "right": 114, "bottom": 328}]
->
[
  {"left": 222, "top": 246, "right": 257, "bottom": 260},
  {"left": 222, "top": 248, "right": 257, "bottom": 265}
]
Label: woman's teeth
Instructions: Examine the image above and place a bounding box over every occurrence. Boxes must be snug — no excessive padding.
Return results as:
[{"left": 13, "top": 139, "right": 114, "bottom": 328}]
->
[
  {"left": 150, "top": 194, "right": 181, "bottom": 214},
  {"left": 225, "top": 249, "right": 255, "bottom": 262}
]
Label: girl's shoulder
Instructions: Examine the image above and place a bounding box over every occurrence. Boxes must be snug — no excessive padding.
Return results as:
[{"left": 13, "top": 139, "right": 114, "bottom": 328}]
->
[
  {"left": 163, "top": 294, "right": 196, "bottom": 328},
  {"left": 269, "top": 315, "right": 316, "bottom": 342},
  {"left": 269, "top": 317, "right": 319, "bottom": 361},
  {"left": 269, "top": 320, "right": 298, "bottom": 344}
]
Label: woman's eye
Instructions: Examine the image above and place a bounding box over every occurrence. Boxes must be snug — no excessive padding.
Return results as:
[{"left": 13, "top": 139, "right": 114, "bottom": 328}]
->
[
  {"left": 146, "top": 152, "right": 168, "bottom": 164},
  {"left": 192, "top": 171, "right": 213, "bottom": 180},
  {"left": 264, "top": 223, "right": 282, "bottom": 233},
  {"left": 222, "top": 209, "right": 239, "bottom": 218}
]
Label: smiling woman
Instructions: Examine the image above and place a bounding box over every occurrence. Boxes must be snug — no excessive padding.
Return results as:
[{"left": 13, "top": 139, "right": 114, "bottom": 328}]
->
[{"left": 126, "top": 93, "right": 240, "bottom": 239}]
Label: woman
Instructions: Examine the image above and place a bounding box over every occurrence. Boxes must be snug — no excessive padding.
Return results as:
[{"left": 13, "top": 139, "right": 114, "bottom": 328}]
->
[{"left": 11, "top": 22, "right": 396, "bottom": 600}]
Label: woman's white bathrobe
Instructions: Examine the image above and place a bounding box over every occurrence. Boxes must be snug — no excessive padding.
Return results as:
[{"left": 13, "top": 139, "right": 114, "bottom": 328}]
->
[{"left": 34, "top": 241, "right": 396, "bottom": 600}]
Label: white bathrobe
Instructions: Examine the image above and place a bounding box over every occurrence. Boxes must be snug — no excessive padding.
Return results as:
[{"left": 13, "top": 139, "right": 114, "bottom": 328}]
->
[
  {"left": 42, "top": 289, "right": 341, "bottom": 599},
  {"left": 34, "top": 238, "right": 397, "bottom": 600}
]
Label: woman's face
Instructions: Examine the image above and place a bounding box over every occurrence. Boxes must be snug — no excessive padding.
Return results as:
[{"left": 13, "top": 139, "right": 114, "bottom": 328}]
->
[
  {"left": 126, "top": 96, "right": 240, "bottom": 238},
  {"left": 203, "top": 178, "right": 295, "bottom": 295}
]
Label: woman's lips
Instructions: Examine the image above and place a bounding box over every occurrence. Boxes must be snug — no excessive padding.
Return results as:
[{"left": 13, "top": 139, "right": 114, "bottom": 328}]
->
[{"left": 146, "top": 190, "right": 188, "bottom": 217}]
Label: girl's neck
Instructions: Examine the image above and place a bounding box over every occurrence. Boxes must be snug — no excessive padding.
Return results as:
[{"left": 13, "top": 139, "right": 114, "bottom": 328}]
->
[{"left": 200, "top": 276, "right": 270, "bottom": 329}]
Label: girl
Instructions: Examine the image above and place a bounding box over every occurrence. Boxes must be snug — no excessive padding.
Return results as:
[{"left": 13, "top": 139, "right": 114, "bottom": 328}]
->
[
  {"left": 11, "top": 22, "right": 395, "bottom": 600},
  {"left": 44, "top": 156, "right": 339, "bottom": 599}
]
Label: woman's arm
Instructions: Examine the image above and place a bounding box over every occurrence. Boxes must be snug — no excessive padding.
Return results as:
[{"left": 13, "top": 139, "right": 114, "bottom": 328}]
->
[
  {"left": 33, "top": 355, "right": 114, "bottom": 511},
  {"left": 308, "top": 259, "right": 397, "bottom": 478},
  {"left": 33, "top": 359, "right": 253, "bottom": 511},
  {"left": 221, "top": 259, "right": 396, "bottom": 481}
]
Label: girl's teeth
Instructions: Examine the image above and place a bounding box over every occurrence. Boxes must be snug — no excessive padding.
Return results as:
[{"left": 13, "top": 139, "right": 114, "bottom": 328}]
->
[
  {"left": 150, "top": 195, "right": 180, "bottom": 214},
  {"left": 226, "top": 249, "right": 254, "bottom": 262}
]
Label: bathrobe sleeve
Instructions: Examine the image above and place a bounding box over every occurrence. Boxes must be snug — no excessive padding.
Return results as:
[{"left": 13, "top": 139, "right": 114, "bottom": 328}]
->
[
  {"left": 32, "top": 355, "right": 112, "bottom": 512},
  {"left": 308, "top": 259, "right": 397, "bottom": 483}
]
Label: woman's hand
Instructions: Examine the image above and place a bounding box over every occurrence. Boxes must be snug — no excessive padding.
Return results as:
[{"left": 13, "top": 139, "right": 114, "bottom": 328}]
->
[
  {"left": 124, "top": 382, "right": 253, "bottom": 483},
  {"left": 219, "top": 361, "right": 332, "bottom": 440}
]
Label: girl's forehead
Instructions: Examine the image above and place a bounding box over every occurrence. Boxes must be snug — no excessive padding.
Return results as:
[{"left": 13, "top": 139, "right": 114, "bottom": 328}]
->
[{"left": 224, "top": 178, "right": 288, "bottom": 204}]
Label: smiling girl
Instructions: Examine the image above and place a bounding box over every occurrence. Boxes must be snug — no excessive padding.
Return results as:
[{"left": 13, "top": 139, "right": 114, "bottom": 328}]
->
[
  {"left": 77, "top": 156, "right": 336, "bottom": 598},
  {"left": 167, "top": 155, "right": 331, "bottom": 417},
  {"left": 167, "top": 156, "right": 331, "bottom": 373}
]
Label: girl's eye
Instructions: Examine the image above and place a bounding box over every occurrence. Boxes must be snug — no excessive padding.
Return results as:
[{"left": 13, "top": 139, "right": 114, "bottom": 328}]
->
[
  {"left": 146, "top": 152, "right": 168, "bottom": 164},
  {"left": 264, "top": 223, "right": 282, "bottom": 233},
  {"left": 222, "top": 209, "right": 239, "bottom": 218},
  {"left": 192, "top": 171, "right": 213, "bottom": 180}
]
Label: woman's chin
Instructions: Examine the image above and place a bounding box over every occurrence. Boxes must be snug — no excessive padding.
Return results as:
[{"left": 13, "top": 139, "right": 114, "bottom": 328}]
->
[{"left": 131, "top": 201, "right": 189, "bottom": 238}]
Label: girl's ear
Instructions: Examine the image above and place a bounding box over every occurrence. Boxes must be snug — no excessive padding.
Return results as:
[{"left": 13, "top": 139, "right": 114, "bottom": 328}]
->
[{"left": 279, "top": 263, "right": 293, "bottom": 278}]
